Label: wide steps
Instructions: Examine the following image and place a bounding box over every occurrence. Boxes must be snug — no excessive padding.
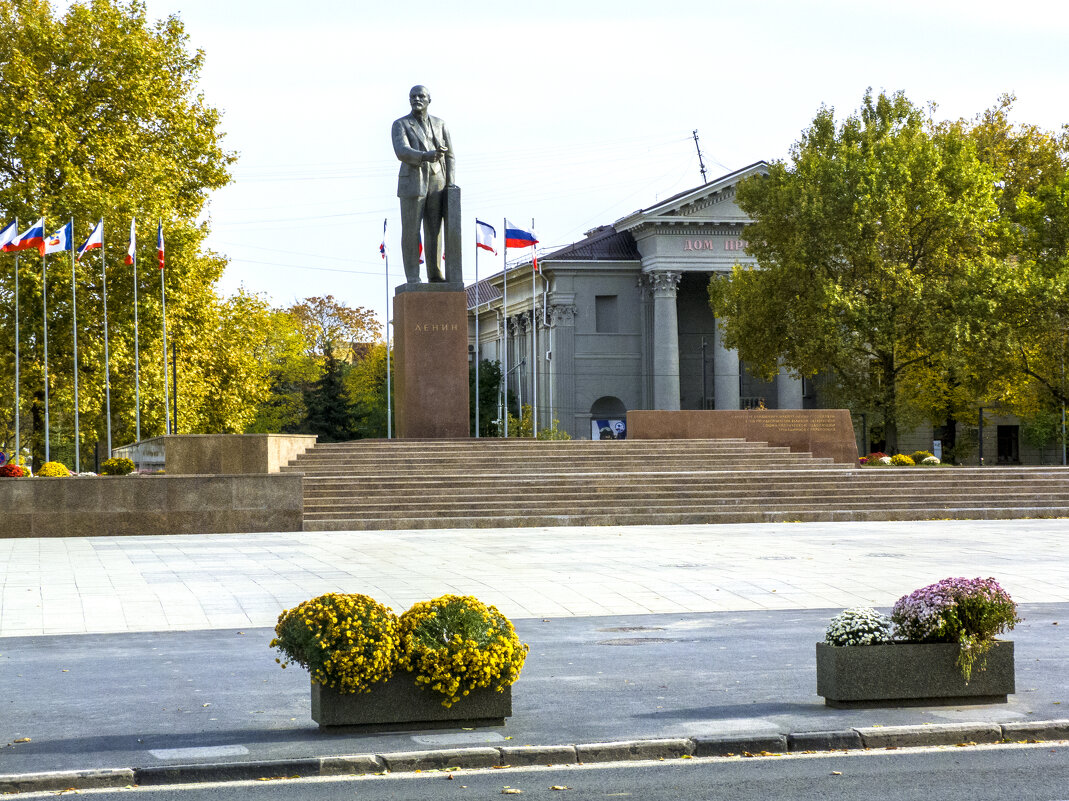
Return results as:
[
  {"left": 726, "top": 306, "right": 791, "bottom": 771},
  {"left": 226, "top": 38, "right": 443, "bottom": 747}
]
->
[{"left": 285, "top": 439, "right": 1069, "bottom": 530}]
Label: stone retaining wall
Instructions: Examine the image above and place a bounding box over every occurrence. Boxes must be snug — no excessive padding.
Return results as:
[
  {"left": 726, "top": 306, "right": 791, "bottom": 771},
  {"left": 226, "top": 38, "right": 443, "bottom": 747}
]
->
[
  {"left": 1, "top": 474, "right": 303, "bottom": 538},
  {"left": 112, "top": 434, "right": 317, "bottom": 475},
  {"left": 627, "top": 409, "right": 859, "bottom": 465}
]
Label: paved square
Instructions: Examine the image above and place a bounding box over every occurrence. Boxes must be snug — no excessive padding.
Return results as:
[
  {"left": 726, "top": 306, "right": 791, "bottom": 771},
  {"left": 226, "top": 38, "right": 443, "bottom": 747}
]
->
[{"left": 1, "top": 519, "right": 1067, "bottom": 637}]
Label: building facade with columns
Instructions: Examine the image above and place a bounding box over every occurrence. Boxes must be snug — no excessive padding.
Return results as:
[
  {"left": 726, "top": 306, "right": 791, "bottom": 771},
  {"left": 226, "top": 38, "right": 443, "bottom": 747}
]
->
[
  {"left": 467, "top": 163, "right": 1061, "bottom": 462},
  {"left": 467, "top": 162, "right": 810, "bottom": 439}
]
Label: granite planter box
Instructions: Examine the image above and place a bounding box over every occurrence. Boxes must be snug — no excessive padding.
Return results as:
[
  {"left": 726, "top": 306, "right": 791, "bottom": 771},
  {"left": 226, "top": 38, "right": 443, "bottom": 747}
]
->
[
  {"left": 310, "top": 673, "right": 512, "bottom": 729},
  {"left": 816, "top": 641, "right": 1014, "bottom": 708}
]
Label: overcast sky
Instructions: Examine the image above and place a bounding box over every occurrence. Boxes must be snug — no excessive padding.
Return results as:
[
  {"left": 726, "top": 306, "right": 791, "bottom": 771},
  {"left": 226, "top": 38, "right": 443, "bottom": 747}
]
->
[{"left": 58, "top": 0, "right": 1069, "bottom": 333}]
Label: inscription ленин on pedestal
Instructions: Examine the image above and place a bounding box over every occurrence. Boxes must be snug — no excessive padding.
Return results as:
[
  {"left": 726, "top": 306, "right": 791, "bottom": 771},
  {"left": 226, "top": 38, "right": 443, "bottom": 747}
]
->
[{"left": 413, "top": 322, "right": 460, "bottom": 333}]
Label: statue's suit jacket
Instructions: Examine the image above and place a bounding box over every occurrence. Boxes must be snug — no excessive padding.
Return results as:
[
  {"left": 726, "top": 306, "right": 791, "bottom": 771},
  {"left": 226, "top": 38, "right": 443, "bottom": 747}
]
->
[{"left": 392, "top": 113, "right": 454, "bottom": 199}]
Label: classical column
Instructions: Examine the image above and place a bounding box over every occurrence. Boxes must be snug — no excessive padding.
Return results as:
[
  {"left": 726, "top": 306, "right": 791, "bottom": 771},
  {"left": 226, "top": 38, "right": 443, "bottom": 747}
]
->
[
  {"left": 650, "top": 270, "right": 682, "bottom": 411},
  {"left": 549, "top": 303, "right": 576, "bottom": 435},
  {"left": 777, "top": 364, "right": 804, "bottom": 410},
  {"left": 509, "top": 314, "right": 528, "bottom": 412},
  {"left": 713, "top": 316, "right": 740, "bottom": 410},
  {"left": 638, "top": 275, "right": 654, "bottom": 408}
]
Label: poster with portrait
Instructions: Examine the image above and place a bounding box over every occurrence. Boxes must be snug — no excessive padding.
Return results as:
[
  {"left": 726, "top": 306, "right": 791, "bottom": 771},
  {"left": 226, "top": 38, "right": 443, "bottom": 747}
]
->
[{"left": 591, "top": 419, "right": 627, "bottom": 440}]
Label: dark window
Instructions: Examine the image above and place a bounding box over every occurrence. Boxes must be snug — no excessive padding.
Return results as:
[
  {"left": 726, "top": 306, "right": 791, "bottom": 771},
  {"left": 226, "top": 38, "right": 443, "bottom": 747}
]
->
[{"left": 595, "top": 295, "right": 618, "bottom": 333}]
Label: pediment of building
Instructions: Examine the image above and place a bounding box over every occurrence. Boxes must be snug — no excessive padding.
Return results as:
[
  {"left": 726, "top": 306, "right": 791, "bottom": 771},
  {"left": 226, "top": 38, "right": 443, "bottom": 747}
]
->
[{"left": 614, "top": 161, "right": 768, "bottom": 233}]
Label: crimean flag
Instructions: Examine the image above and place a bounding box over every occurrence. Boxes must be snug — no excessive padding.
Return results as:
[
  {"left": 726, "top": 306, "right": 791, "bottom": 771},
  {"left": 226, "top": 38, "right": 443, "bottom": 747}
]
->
[
  {"left": 0, "top": 219, "right": 16, "bottom": 251},
  {"left": 43, "top": 221, "right": 73, "bottom": 255},
  {"left": 475, "top": 219, "right": 497, "bottom": 254},
  {"left": 125, "top": 218, "right": 136, "bottom": 265},
  {"left": 504, "top": 220, "right": 538, "bottom": 249},
  {"left": 156, "top": 221, "right": 164, "bottom": 270},
  {"left": 2, "top": 217, "right": 45, "bottom": 254},
  {"left": 77, "top": 219, "right": 103, "bottom": 261}
]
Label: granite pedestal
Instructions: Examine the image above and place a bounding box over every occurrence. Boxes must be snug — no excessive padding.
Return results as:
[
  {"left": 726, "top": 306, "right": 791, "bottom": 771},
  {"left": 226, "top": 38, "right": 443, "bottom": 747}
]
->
[{"left": 393, "top": 288, "right": 470, "bottom": 438}]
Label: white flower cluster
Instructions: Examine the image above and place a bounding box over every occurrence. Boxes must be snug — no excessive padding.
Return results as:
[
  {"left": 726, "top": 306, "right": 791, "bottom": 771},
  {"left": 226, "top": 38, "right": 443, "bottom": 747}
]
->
[
  {"left": 921, "top": 456, "right": 940, "bottom": 465},
  {"left": 824, "top": 606, "right": 894, "bottom": 646},
  {"left": 878, "top": 456, "right": 892, "bottom": 465}
]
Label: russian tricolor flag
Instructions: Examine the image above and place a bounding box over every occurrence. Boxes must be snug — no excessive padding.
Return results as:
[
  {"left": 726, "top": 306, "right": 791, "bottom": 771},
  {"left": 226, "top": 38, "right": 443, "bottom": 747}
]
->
[
  {"left": 504, "top": 220, "right": 538, "bottom": 249},
  {"left": 2, "top": 217, "right": 45, "bottom": 254},
  {"left": 78, "top": 219, "right": 103, "bottom": 262}
]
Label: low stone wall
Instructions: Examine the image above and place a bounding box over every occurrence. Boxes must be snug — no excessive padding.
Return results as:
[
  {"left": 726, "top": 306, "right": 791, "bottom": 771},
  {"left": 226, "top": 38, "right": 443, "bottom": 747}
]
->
[
  {"left": 627, "top": 409, "right": 859, "bottom": 465},
  {"left": 1, "top": 474, "right": 303, "bottom": 538},
  {"left": 113, "top": 434, "right": 317, "bottom": 475},
  {"left": 165, "top": 434, "right": 318, "bottom": 475}
]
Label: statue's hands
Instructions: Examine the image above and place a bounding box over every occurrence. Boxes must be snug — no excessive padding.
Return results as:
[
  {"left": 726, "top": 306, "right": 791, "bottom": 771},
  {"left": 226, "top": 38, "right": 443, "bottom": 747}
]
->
[{"left": 422, "top": 148, "right": 445, "bottom": 163}]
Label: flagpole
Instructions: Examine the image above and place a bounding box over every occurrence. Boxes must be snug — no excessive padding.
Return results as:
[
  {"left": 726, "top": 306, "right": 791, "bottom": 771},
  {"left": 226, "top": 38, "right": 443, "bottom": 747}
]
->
[
  {"left": 132, "top": 219, "right": 141, "bottom": 443},
  {"left": 70, "top": 217, "right": 80, "bottom": 472},
  {"left": 502, "top": 219, "right": 508, "bottom": 438},
  {"left": 42, "top": 240, "right": 50, "bottom": 462},
  {"left": 473, "top": 219, "right": 480, "bottom": 439},
  {"left": 102, "top": 219, "right": 112, "bottom": 455},
  {"left": 531, "top": 228, "right": 538, "bottom": 440},
  {"left": 13, "top": 217, "right": 20, "bottom": 466},
  {"left": 160, "top": 221, "right": 170, "bottom": 438},
  {"left": 384, "top": 218, "right": 391, "bottom": 440}
]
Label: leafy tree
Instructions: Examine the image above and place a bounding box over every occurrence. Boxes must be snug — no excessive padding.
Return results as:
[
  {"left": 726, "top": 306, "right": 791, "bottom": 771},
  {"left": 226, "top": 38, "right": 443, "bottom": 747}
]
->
[
  {"left": 0, "top": 0, "right": 235, "bottom": 464},
  {"left": 245, "top": 308, "right": 318, "bottom": 434},
  {"left": 710, "top": 90, "right": 1002, "bottom": 452},
  {"left": 288, "top": 295, "right": 380, "bottom": 358},
  {"left": 953, "top": 97, "right": 1069, "bottom": 440},
  {"left": 300, "top": 343, "right": 353, "bottom": 442},
  {"left": 469, "top": 358, "right": 502, "bottom": 437},
  {"left": 347, "top": 342, "right": 392, "bottom": 438},
  {"left": 250, "top": 296, "right": 380, "bottom": 436}
]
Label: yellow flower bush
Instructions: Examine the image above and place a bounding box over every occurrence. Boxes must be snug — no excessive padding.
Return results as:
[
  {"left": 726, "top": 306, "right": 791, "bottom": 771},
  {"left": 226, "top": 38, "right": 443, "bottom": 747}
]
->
[
  {"left": 271, "top": 593, "right": 400, "bottom": 694},
  {"left": 399, "top": 594, "right": 528, "bottom": 708},
  {"left": 37, "top": 461, "right": 71, "bottom": 477}
]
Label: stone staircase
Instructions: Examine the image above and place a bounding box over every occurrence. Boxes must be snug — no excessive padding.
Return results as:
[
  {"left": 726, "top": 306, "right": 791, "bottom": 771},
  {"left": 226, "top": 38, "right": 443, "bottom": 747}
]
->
[{"left": 281, "top": 439, "right": 1069, "bottom": 530}]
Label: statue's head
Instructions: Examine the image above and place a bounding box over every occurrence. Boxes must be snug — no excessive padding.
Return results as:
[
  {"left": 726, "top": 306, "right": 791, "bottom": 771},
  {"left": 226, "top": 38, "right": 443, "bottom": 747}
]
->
[{"left": 409, "top": 85, "right": 431, "bottom": 114}]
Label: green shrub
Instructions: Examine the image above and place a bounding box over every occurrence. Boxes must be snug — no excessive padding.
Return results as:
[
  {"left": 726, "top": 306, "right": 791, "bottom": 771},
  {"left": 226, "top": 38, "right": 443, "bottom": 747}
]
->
[
  {"left": 100, "top": 457, "right": 136, "bottom": 476},
  {"left": 890, "top": 453, "right": 915, "bottom": 466},
  {"left": 37, "top": 461, "right": 70, "bottom": 477},
  {"left": 909, "top": 450, "right": 934, "bottom": 463}
]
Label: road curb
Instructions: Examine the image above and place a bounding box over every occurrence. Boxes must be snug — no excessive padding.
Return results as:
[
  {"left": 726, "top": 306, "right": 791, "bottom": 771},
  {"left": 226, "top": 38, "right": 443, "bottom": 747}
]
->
[{"left": 2, "top": 720, "right": 1066, "bottom": 792}]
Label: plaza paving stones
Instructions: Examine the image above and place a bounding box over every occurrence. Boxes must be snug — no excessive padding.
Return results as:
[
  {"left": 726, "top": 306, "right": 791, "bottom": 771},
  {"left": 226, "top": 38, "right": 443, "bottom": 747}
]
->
[{"left": 2, "top": 519, "right": 1068, "bottom": 637}]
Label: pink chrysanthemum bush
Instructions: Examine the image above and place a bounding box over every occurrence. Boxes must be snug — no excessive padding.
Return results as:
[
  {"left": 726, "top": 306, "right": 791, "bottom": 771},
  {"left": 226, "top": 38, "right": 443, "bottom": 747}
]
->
[{"left": 891, "top": 577, "right": 1019, "bottom": 681}]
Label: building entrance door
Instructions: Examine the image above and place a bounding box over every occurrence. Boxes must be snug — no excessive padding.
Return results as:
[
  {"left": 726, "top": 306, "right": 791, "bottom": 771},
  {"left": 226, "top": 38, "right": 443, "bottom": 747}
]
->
[{"left": 997, "top": 425, "right": 1020, "bottom": 464}]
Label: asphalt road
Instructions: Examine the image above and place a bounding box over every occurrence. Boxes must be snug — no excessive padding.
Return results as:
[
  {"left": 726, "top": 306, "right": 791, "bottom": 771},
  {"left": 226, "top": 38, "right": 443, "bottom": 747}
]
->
[
  {"left": 3, "top": 605, "right": 1068, "bottom": 778},
  {"left": 15, "top": 743, "right": 1067, "bottom": 800}
]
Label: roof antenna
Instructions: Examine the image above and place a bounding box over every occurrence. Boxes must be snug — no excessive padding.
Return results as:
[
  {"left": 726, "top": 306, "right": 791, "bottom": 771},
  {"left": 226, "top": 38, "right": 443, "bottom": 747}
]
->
[{"left": 692, "top": 129, "right": 708, "bottom": 184}]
